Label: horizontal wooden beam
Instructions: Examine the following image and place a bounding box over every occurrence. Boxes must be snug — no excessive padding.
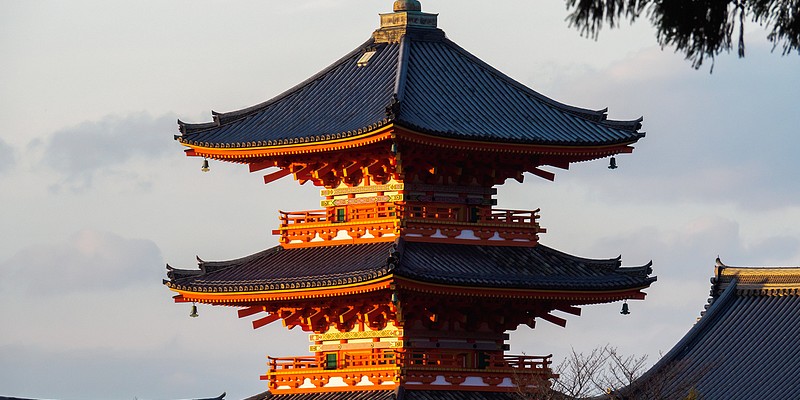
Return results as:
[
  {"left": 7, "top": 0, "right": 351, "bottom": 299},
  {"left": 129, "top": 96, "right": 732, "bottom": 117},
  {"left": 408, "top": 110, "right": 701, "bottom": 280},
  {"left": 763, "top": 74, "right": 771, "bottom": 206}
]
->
[
  {"left": 249, "top": 160, "right": 278, "bottom": 173},
  {"left": 238, "top": 306, "right": 265, "bottom": 318},
  {"left": 252, "top": 313, "right": 281, "bottom": 329},
  {"left": 263, "top": 168, "right": 292, "bottom": 184},
  {"left": 530, "top": 167, "right": 555, "bottom": 181},
  {"left": 539, "top": 312, "right": 567, "bottom": 327},
  {"left": 555, "top": 305, "right": 582, "bottom": 316}
]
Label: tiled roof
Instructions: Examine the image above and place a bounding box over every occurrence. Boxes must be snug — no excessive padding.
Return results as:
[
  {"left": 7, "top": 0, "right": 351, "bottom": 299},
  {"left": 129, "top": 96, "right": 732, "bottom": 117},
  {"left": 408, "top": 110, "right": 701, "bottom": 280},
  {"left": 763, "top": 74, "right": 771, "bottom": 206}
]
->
[
  {"left": 177, "top": 29, "right": 643, "bottom": 148},
  {"left": 627, "top": 265, "right": 800, "bottom": 399},
  {"left": 165, "top": 239, "right": 655, "bottom": 294}
]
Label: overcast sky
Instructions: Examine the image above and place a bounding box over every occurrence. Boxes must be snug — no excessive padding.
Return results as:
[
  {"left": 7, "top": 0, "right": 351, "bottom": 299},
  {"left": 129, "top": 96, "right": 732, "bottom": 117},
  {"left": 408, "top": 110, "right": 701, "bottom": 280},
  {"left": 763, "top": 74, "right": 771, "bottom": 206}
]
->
[{"left": 1, "top": 1, "right": 799, "bottom": 399}]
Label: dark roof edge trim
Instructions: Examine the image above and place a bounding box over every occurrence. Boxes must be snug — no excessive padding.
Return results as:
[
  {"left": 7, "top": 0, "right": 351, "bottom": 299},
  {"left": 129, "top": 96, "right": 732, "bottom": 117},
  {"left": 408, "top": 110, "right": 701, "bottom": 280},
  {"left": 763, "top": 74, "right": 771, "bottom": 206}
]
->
[
  {"left": 394, "top": 35, "right": 410, "bottom": 102},
  {"left": 633, "top": 277, "right": 739, "bottom": 385},
  {"left": 179, "top": 38, "right": 377, "bottom": 135},
  {"left": 440, "top": 38, "right": 641, "bottom": 129}
]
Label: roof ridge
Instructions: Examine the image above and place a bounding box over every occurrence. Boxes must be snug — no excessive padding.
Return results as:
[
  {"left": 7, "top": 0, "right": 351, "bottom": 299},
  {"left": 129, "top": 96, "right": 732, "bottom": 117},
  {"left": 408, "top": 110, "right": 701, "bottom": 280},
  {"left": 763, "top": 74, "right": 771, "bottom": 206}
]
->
[
  {"left": 630, "top": 277, "right": 739, "bottom": 391},
  {"left": 393, "top": 35, "right": 411, "bottom": 102}
]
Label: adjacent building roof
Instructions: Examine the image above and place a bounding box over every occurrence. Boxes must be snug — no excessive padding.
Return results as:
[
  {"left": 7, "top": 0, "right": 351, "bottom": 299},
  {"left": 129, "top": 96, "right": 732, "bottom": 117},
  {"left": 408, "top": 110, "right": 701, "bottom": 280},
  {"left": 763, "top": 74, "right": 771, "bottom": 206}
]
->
[
  {"left": 626, "top": 261, "right": 800, "bottom": 399},
  {"left": 165, "top": 239, "right": 654, "bottom": 294},
  {"left": 177, "top": 9, "right": 643, "bottom": 150}
]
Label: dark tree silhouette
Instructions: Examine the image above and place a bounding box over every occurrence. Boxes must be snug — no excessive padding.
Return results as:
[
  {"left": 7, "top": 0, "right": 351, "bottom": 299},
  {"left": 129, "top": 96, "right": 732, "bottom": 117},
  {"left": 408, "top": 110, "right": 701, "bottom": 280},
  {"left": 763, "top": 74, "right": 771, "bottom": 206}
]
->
[{"left": 564, "top": 0, "right": 800, "bottom": 69}]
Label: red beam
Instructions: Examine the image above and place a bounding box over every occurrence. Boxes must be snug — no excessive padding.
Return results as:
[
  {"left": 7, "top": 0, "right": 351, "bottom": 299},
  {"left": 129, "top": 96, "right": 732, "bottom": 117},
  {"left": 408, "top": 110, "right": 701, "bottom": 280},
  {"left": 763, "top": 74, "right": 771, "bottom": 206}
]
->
[
  {"left": 238, "top": 306, "right": 265, "bottom": 318},
  {"left": 263, "top": 168, "right": 291, "bottom": 184},
  {"left": 555, "top": 305, "right": 582, "bottom": 316},
  {"left": 249, "top": 160, "right": 278, "bottom": 173},
  {"left": 312, "top": 163, "right": 334, "bottom": 179},
  {"left": 530, "top": 167, "right": 555, "bottom": 181},
  {"left": 252, "top": 313, "right": 281, "bottom": 329},
  {"left": 539, "top": 313, "right": 567, "bottom": 327},
  {"left": 339, "top": 307, "right": 359, "bottom": 325}
]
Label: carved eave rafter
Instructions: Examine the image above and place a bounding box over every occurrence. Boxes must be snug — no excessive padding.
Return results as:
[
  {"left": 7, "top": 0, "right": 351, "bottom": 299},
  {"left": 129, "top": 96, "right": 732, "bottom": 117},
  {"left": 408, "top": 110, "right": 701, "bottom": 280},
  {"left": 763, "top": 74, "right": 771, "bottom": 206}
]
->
[
  {"left": 394, "top": 277, "right": 649, "bottom": 303},
  {"left": 180, "top": 124, "right": 638, "bottom": 187},
  {"left": 394, "top": 127, "right": 636, "bottom": 183}
]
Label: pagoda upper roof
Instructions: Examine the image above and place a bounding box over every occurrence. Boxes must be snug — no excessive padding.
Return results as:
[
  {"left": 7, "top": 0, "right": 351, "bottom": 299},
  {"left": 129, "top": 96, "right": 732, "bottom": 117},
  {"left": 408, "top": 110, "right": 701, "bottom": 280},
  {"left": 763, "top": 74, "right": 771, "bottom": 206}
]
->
[
  {"left": 177, "top": 20, "right": 644, "bottom": 150},
  {"left": 165, "top": 239, "right": 654, "bottom": 295},
  {"left": 626, "top": 261, "right": 800, "bottom": 398}
]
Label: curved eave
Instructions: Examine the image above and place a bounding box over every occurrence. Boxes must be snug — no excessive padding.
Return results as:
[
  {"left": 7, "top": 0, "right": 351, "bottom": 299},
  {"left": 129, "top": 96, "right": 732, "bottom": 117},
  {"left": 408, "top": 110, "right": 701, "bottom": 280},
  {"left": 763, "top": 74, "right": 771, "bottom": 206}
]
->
[
  {"left": 179, "top": 122, "right": 641, "bottom": 163},
  {"left": 167, "top": 276, "right": 394, "bottom": 304},
  {"left": 180, "top": 125, "right": 395, "bottom": 160},
  {"left": 394, "top": 123, "right": 644, "bottom": 150},
  {"left": 394, "top": 276, "right": 652, "bottom": 302}
]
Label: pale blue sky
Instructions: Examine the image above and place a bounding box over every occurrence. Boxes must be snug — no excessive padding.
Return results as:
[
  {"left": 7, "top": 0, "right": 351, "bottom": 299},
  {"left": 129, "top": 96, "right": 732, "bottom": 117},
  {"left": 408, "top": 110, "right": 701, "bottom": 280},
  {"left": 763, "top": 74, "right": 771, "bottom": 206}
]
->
[{"left": 1, "top": 1, "right": 799, "bottom": 399}]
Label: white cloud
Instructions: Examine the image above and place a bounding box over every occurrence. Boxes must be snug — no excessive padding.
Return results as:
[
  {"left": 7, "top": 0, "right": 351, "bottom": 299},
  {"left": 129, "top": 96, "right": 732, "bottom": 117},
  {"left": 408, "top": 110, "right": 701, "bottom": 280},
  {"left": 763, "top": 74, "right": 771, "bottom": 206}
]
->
[
  {"left": 0, "top": 137, "right": 15, "bottom": 174},
  {"left": 550, "top": 44, "right": 800, "bottom": 211},
  {"left": 38, "top": 112, "right": 177, "bottom": 191},
  {"left": 1, "top": 229, "right": 162, "bottom": 295}
]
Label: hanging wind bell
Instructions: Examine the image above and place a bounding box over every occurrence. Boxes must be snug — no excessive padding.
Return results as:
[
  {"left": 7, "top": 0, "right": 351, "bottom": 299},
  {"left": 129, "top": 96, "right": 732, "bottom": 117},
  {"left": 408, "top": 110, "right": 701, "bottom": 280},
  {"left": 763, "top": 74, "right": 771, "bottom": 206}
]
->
[{"left": 620, "top": 300, "right": 630, "bottom": 315}]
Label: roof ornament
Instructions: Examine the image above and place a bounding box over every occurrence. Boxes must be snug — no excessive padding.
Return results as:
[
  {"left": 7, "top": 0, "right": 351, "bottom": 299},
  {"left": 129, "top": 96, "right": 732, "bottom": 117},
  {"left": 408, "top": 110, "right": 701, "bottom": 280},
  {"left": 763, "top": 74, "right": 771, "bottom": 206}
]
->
[
  {"left": 375, "top": 0, "right": 439, "bottom": 43},
  {"left": 394, "top": 0, "right": 422, "bottom": 12},
  {"left": 385, "top": 94, "right": 401, "bottom": 120}
]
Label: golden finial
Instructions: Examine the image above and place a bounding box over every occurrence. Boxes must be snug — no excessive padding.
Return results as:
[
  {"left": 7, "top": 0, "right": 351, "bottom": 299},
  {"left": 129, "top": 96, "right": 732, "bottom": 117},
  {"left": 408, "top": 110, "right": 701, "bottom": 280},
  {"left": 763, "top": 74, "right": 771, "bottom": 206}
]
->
[{"left": 393, "top": 0, "right": 421, "bottom": 12}]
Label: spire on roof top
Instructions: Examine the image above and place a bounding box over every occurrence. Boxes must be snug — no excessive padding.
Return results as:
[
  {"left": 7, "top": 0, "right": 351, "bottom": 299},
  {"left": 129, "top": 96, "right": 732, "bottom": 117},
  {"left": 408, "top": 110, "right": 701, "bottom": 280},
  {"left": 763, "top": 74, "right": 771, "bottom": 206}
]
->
[
  {"left": 374, "top": 0, "right": 441, "bottom": 43},
  {"left": 394, "top": 0, "right": 422, "bottom": 12}
]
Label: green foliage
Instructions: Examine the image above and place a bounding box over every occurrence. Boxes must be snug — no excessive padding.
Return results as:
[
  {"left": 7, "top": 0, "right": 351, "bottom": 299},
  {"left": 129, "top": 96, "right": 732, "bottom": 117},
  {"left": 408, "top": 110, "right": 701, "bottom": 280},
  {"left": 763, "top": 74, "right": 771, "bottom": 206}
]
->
[{"left": 564, "top": 0, "right": 800, "bottom": 69}]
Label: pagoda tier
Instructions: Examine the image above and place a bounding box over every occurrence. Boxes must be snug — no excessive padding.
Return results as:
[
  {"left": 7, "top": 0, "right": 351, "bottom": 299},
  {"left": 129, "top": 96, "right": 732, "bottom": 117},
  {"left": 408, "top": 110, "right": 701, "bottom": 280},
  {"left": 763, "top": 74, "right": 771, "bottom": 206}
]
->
[
  {"left": 165, "top": 239, "right": 654, "bottom": 393},
  {"left": 165, "top": 1, "right": 655, "bottom": 396},
  {"left": 176, "top": 3, "right": 644, "bottom": 188}
]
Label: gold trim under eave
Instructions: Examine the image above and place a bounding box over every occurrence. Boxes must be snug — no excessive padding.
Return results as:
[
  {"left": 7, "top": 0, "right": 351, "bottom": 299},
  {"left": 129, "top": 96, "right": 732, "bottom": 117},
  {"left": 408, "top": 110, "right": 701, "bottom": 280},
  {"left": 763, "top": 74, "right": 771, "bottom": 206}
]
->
[
  {"left": 181, "top": 124, "right": 395, "bottom": 157},
  {"left": 395, "top": 275, "right": 652, "bottom": 298},
  {"left": 169, "top": 275, "right": 394, "bottom": 299},
  {"left": 392, "top": 125, "right": 639, "bottom": 154}
]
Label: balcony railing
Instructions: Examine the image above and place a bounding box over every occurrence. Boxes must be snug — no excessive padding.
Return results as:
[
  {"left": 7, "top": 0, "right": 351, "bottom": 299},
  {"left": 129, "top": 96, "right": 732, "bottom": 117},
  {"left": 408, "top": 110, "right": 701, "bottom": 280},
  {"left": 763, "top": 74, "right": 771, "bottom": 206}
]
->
[
  {"left": 266, "top": 351, "right": 551, "bottom": 373},
  {"left": 274, "top": 203, "right": 544, "bottom": 247},
  {"left": 263, "top": 351, "right": 554, "bottom": 392},
  {"left": 267, "top": 352, "right": 396, "bottom": 372}
]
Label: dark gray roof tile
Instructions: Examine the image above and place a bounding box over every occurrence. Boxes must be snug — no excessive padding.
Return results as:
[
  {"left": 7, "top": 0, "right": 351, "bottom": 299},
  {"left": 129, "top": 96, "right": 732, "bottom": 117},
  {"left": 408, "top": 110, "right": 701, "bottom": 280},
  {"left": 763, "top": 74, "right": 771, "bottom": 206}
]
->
[
  {"left": 166, "top": 239, "right": 655, "bottom": 293},
  {"left": 178, "top": 33, "right": 643, "bottom": 148},
  {"left": 629, "top": 268, "right": 800, "bottom": 399}
]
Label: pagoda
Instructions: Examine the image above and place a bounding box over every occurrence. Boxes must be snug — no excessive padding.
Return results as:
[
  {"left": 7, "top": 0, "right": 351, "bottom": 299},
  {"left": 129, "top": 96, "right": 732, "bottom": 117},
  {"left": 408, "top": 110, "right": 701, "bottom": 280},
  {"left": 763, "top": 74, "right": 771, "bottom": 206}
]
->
[{"left": 164, "top": 1, "right": 656, "bottom": 398}]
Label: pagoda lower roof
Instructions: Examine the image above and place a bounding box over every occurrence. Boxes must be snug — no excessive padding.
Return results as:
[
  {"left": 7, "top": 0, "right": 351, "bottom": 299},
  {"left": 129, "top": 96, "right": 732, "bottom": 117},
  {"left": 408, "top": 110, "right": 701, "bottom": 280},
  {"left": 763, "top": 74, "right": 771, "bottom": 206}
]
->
[
  {"left": 177, "top": 31, "right": 644, "bottom": 150},
  {"left": 249, "top": 388, "right": 523, "bottom": 400},
  {"left": 165, "top": 239, "right": 654, "bottom": 294}
]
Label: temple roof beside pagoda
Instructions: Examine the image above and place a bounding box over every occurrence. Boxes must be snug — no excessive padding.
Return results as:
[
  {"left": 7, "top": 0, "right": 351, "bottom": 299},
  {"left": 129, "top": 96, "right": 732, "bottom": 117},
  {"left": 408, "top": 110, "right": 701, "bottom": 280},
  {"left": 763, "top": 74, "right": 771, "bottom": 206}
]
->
[
  {"left": 177, "top": 28, "right": 644, "bottom": 149},
  {"left": 628, "top": 262, "right": 800, "bottom": 398},
  {"left": 165, "top": 239, "right": 654, "bottom": 294}
]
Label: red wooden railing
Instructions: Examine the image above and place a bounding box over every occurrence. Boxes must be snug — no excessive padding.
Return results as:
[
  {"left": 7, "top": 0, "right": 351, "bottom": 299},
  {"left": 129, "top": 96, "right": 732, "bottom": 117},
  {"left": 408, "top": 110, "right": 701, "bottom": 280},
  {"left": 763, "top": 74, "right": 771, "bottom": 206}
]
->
[
  {"left": 267, "top": 352, "right": 551, "bottom": 373},
  {"left": 278, "top": 206, "right": 540, "bottom": 227}
]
